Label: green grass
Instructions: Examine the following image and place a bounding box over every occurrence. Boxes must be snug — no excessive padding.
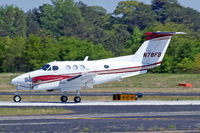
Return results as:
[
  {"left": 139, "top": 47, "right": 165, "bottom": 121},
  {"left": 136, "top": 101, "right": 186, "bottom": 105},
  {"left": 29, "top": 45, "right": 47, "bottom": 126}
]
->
[
  {"left": 0, "top": 107, "right": 74, "bottom": 116},
  {"left": 168, "top": 125, "right": 176, "bottom": 129},
  {"left": 86, "top": 73, "right": 200, "bottom": 93},
  {"left": 1, "top": 73, "right": 200, "bottom": 100},
  {"left": 142, "top": 96, "right": 200, "bottom": 100},
  {"left": 96, "top": 73, "right": 200, "bottom": 88},
  {"left": 0, "top": 73, "right": 22, "bottom": 92},
  {"left": 0, "top": 95, "right": 112, "bottom": 102}
]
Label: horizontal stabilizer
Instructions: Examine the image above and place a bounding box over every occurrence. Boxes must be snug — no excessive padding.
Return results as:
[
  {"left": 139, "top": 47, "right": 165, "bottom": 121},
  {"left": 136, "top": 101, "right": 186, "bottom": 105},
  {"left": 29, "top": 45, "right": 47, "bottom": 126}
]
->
[{"left": 145, "top": 32, "right": 186, "bottom": 40}]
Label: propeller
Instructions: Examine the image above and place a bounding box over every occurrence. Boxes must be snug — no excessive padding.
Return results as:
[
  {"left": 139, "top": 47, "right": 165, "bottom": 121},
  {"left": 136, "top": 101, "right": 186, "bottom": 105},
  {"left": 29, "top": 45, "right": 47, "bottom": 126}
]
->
[{"left": 29, "top": 72, "right": 33, "bottom": 88}]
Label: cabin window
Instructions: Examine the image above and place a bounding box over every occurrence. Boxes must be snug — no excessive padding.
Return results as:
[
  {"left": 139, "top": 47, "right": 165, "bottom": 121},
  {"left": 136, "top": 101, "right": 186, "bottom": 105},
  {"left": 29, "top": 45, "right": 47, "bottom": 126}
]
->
[
  {"left": 47, "top": 67, "right": 51, "bottom": 71},
  {"left": 79, "top": 65, "right": 85, "bottom": 70},
  {"left": 104, "top": 65, "right": 109, "bottom": 69},
  {"left": 52, "top": 66, "right": 59, "bottom": 71},
  {"left": 42, "top": 64, "right": 50, "bottom": 71},
  {"left": 66, "top": 65, "right": 71, "bottom": 70},
  {"left": 73, "top": 65, "right": 78, "bottom": 70}
]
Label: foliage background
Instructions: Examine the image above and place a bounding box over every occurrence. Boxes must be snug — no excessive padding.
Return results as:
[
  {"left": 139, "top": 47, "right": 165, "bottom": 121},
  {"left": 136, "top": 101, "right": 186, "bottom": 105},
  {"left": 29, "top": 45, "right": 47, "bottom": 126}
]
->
[{"left": 0, "top": 0, "right": 199, "bottom": 73}]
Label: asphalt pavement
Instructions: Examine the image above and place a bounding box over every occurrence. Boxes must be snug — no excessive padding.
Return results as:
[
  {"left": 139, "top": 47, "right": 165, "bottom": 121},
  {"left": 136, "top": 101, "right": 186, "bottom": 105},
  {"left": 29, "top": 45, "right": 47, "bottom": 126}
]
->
[{"left": 0, "top": 103, "right": 200, "bottom": 132}]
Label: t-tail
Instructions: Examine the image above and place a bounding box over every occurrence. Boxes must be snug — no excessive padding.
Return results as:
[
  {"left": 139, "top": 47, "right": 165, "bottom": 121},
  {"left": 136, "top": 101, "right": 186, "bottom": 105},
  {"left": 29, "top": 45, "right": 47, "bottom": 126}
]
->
[
  {"left": 133, "top": 32, "right": 186, "bottom": 65},
  {"left": 103, "top": 31, "right": 185, "bottom": 70}
]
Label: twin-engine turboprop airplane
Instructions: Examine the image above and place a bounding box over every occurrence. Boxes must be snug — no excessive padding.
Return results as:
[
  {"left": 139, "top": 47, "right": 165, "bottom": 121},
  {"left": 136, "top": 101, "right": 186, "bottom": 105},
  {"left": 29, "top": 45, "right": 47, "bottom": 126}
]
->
[{"left": 11, "top": 32, "right": 185, "bottom": 103}]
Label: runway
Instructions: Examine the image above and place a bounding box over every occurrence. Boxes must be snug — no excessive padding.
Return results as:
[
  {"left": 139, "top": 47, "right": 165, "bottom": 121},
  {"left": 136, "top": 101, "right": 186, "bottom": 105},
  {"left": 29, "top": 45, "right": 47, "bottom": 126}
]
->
[
  {"left": 0, "top": 103, "right": 200, "bottom": 132},
  {"left": 1, "top": 91, "right": 200, "bottom": 96},
  {"left": 1, "top": 100, "right": 200, "bottom": 106}
]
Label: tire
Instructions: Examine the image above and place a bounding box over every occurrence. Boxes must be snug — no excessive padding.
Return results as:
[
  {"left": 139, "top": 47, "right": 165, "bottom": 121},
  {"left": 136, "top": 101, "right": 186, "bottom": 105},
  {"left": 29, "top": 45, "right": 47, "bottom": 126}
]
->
[
  {"left": 60, "top": 96, "right": 68, "bottom": 102},
  {"left": 14, "top": 95, "right": 21, "bottom": 102},
  {"left": 74, "top": 96, "right": 81, "bottom": 103}
]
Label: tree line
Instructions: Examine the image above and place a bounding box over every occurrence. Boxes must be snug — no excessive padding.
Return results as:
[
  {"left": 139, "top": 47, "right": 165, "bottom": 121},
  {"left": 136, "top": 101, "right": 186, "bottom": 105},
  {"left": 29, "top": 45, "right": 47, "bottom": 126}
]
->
[{"left": 0, "top": 0, "right": 200, "bottom": 73}]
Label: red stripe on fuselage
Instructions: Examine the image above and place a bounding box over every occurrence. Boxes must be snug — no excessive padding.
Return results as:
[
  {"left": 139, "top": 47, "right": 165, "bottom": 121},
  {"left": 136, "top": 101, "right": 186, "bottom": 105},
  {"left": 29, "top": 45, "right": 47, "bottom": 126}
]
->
[
  {"left": 32, "top": 61, "right": 162, "bottom": 85},
  {"left": 32, "top": 75, "right": 73, "bottom": 83},
  {"left": 90, "top": 61, "right": 162, "bottom": 73}
]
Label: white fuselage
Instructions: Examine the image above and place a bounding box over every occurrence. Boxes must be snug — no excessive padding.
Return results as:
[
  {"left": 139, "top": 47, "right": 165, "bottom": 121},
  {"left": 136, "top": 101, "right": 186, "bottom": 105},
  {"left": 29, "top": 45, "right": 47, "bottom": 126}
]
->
[{"left": 11, "top": 59, "right": 159, "bottom": 92}]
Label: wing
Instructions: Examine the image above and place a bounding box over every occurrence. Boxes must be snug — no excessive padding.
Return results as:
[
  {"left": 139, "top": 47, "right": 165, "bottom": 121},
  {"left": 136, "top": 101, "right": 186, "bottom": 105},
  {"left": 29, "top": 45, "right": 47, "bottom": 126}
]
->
[{"left": 59, "top": 73, "right": 96, "bottom": 92}]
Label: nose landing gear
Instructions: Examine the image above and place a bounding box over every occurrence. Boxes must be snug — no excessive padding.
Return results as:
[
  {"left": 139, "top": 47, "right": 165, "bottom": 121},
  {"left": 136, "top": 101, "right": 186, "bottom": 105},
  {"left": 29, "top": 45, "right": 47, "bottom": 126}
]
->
[
  {"left": 14, "top": 95, "right": 21, "bottom": 102},
  {"left": 14, "top": 86, "right": 21, "bottom": 102}
]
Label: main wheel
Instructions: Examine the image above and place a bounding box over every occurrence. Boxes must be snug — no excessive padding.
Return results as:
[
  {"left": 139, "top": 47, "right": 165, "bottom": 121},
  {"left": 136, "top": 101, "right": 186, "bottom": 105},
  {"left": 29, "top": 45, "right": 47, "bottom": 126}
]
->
[
  {"left": 74, "top": 96, "right": 81, "bottom": 103},
  {"left": 60, "top": 96, "right": 68, "bottom": 102},
  {"left": 14, "top": 95, "right": 21, "bottom": 102}
]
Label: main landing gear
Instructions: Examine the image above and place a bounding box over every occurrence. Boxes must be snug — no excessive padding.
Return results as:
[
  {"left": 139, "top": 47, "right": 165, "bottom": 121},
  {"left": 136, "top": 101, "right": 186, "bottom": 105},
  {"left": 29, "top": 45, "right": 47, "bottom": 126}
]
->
[
  {"left": 60, "top": 96, "right": 81, "bottom": 103},
  {"left": 60, "top": 90, "right": 81, "bottom": 103},
  {"left": 74, "top": 96, "right": 81, "bottom": 103},
  {"left": 61, "top": 95, "right": 68, "bottom": 102}
]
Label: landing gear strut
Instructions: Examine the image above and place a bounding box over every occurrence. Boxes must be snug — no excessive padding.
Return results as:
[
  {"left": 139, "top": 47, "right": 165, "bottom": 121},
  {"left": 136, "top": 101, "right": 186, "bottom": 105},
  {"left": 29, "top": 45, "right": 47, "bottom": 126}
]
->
[
  {"left": 74, "top": 90, "right": 81, "bottom": 103},
  {"left": 14, "top": 86, "right": 21, "bottom": 102}
]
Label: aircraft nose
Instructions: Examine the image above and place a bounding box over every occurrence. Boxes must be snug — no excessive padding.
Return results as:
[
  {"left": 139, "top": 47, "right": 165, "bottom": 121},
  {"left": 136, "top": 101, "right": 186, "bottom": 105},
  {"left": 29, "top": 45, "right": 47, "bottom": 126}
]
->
[
  {"left": 11, "top": 73, "right": 32, "bottom": 86},
  {"left": 11, "top": 77, "right": 20, "bottom": 85},
  {"left": 11, "top": 74, "right": 25, "bottom": 85},
  {"left": 11, "top": 77, "right": 17, "bottom": 85}
]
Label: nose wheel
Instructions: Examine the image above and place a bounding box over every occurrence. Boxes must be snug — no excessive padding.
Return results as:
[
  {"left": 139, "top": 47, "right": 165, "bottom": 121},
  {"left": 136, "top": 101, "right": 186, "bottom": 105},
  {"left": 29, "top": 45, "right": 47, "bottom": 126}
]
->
[{"left": 14, "top": 95, "right": 21, "bottom": 102}]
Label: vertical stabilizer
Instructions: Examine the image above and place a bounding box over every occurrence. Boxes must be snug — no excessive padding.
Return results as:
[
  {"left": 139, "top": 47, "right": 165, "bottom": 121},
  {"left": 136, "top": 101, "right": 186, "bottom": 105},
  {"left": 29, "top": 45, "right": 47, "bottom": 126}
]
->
[{"left": 134, "top": 32, "right": 186, "bottom": 64}]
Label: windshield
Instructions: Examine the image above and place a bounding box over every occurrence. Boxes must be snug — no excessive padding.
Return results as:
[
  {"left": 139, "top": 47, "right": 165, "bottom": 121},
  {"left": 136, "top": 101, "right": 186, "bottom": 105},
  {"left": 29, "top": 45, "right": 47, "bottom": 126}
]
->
[{"left": 42, "top": 64, "right": 50, "bottom": 71}]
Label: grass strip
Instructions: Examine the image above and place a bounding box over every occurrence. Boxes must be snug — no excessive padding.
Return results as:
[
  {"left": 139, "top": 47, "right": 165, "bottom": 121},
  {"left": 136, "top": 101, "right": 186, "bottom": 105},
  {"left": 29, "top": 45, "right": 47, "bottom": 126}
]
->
[{"left": 0, "top": 107, "right": 74, "bottom": 116}]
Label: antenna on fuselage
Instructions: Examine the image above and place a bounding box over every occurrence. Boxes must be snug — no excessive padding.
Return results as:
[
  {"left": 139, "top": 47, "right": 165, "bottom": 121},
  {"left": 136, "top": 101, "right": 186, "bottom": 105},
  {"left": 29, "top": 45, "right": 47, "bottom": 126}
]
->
[{"left": 83, "top": 56, "right": 89, "bottom": 61}]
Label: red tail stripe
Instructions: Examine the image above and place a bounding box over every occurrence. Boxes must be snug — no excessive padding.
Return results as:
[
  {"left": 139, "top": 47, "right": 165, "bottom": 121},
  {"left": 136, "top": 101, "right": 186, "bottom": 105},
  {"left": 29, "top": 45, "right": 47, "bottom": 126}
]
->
[{"left": 145, "top": 32, "right": 173, "bottom": 40}]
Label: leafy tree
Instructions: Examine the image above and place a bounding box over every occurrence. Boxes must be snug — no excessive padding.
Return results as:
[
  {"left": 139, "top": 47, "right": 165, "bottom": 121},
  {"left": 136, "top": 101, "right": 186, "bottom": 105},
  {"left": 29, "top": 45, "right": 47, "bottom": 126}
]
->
[
  {"left": 152, "top": 0, "right": 179, "bottom": 23},
  {"left": 39, "top": 0, "right": 82, "bottom": 37},
  {"left": 150, "top": 55, "right": 173, "bottom": 73},
  {"left": 76, "top": 3, "right": 109, "bottom": 47},
  {"left": 23, "top": 34, "right": 61, "bottom": 71},
  {"left": 152, "top": 0, "right": 200, "bottom": 32},
  {"left": 192, "top": 53, "right": 200, "bottom": 73},
  {"left": 0, "top": 38, "right": 5, "bottom": 72},
  {"left": 122, "top": 27, "right": 144, "bottom": 55},
  {"left": 0, "top": 5, "right": 27, "bottom": 37},
  {"left": 114, "top": 0, "right": 140, "bottom": 16},
  {"left": 40, "top": 36, "right": 60, "bottom": 64},
  {"left": 58, "top": 36, "right": 113, "bottom": 61},
  {"left": 176, "top": 58, "right": 193, "bottom": 73},
  {"left": 103, "top": 24, "right": 130, "bottom": 55},
  {"left": 1, "top": 36, "right": 25, "bottom": 72},
  {"left": 114, "top": 1, "right": 156, "bottom": 31},
  {"left": 0, "top": 0, "right": 200, "bottom": 74},
  {"left": 23, "top": 34, "right": 44, "bottom": 70},
  {"left": 26, "top": 8, "right": 40, "bottom": 35}
]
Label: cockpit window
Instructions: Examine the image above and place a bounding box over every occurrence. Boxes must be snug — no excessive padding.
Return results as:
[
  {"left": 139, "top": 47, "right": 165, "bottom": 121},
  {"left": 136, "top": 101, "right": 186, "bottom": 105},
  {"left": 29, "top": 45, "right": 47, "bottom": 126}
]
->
[
  {"left": 42, "top": 64, "right": 50, "bottom": 71},
  {"left": 47, "top": 67, "right": 51, "bottom": 71},
  {"left": 53, "top": 66, "right": 59, "bottom": 71}
]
